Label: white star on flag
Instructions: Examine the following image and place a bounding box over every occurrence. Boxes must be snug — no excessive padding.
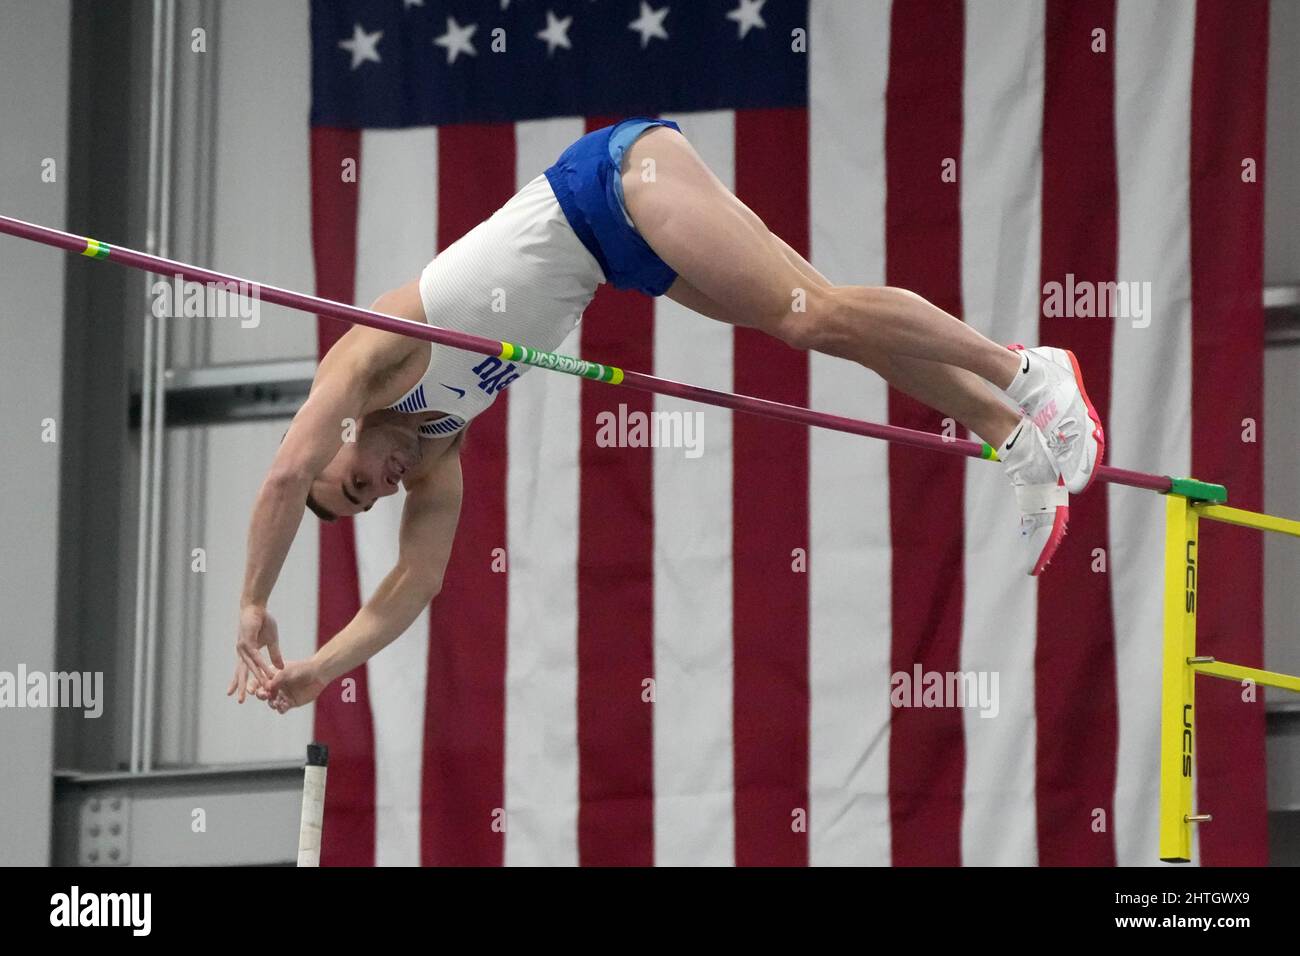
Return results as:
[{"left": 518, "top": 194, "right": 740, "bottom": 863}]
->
[
  {"left": 401, "top": 0, "right": 424, "bottom": 9},
  {"left": 338, "top": 23, "right": 383, "bottom": 70},
  {"left": 434, "top": 16, "right": 478, "bottom": 64},
  {"left": 726, "top": 0, "right": 766, "bottom": 39},
  {"left": 537, "top": 10, "right": 574, "bottom": 56},
  {"left": 628, "top": 2, "right": 669, "bottom": 49}
]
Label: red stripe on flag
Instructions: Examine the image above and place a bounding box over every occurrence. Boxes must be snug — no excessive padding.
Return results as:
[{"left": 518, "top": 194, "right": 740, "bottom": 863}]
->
[
  {"left": 1190, "top": 0, "right": 1269, "bottom": 866},
  {"left": 309, "top": 126, "right": 375, "bottom": 866},
  {"left": 732, "top": 107, "right": 811, "bottom": 867},
  {"left": 1036, "top": 0, "right": 1119, "bottom": 866},
  {"left": 311, "top": 128, "right": 364, "bottom": 355},
  {"left": 576, "top": 117, "right": 656, "bottom": 866},
  {"left": 884, "top": 0, "right": 967, "bottom": 866},
  {"left": 419, "top": 123, "right": 516, "bottom": 866}
]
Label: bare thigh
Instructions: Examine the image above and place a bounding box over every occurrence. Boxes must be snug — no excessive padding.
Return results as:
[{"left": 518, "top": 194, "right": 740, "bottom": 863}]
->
[
  {"left": 622, "top": 127, "right": 814, "bottom": 331},
  {"left": 665, "top": 236, "right": 829, "bottom": 323}
]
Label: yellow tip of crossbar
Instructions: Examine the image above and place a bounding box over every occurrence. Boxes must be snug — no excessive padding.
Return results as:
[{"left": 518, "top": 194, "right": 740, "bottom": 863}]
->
[
  {"left": 1195, "top": 504, "right": 1300, "bottom": 538},
  {"left": 1192, "top": 659, "right": 1300, "bottom": 694}
]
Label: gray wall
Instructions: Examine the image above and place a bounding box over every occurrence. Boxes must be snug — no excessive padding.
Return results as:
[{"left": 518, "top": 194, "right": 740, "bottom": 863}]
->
[
  {"left": 1266, "top": 0, "right": 1300, "bottom": 287},
  {"left": 0, "top": 0, "right": 71, "bottom": 865},
  {"left": 1265, "top": 0, "right": 1300, "bottom": 688},
  {"left": 160, "top": 0, "right": 320, "bottom": 766}
]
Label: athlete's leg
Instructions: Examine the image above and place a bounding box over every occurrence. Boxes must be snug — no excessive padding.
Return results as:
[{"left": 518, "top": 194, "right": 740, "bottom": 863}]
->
[
  {"left": 666, "top": 255, "right": 1022, "bottom": 449},
  {"left": 623, "top": 126, "right": 1022, "bottom": 389},
  {"left": 765, "top": 235, "right": 1023, "bottom": 447},
  {"left": 635, "top": 126, "right": 1097, "bottom": 574}
]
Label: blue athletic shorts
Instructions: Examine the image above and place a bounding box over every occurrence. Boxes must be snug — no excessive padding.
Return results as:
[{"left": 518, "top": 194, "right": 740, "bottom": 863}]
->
[{"left": 544, "top": 117, "right": 682, "bottom": 297}]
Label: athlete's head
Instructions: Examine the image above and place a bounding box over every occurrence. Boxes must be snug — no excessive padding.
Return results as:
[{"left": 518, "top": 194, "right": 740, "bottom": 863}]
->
[{"left": 304, "top": 412, "right": 422, "bottom": 521}]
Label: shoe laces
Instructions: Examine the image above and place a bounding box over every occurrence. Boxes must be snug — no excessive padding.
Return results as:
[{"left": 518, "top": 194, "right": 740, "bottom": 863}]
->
[{"left": 1045, "top": 416, "right": 1080, "bottom": 458}]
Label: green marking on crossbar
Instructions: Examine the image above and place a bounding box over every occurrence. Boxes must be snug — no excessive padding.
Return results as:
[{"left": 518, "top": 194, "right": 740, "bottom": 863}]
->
[
  {"left": 499, "top": 341, "right": 624, "bottom": 384},
  {"left": 80, "top": 238, "right": 111, "bottom": 260}
]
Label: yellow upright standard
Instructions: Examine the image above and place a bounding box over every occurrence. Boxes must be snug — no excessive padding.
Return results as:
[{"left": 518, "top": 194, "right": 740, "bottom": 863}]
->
[
  {"left": 1158, "top": 486, "right": 1300, "bottom": 863},
  {"left": 1159, "top": 494, "right": 1199, "bottom": 863}
]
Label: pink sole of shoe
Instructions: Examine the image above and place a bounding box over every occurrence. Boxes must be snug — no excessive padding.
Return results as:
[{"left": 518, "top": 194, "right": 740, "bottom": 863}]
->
[
  {"left": 1032, "top": 501, "right": 1070, "bottom": 576},
  {"left": 1061, "top": 349, "right": 1106, "bottom": 494}
]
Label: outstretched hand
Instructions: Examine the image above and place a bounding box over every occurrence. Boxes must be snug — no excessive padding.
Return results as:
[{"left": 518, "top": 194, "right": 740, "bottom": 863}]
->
[{"left": 228, "top": 604, "right": 285, "bottom": 703}]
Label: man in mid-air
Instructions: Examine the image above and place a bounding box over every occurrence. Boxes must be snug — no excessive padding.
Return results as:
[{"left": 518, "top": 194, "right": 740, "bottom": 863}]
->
[{"left": 230, "top": 118, "right": 1103, "bottom": 712}]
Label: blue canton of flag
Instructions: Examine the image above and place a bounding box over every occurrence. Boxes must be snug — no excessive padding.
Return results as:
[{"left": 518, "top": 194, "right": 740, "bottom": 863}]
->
[{"left": 311, "top": 0, "right": 808, "bottom": 128}]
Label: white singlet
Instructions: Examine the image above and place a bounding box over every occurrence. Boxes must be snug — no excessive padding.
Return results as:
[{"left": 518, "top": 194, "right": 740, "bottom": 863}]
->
[{"left": 386, "top": 174, "right": 605, "bottom": 438}]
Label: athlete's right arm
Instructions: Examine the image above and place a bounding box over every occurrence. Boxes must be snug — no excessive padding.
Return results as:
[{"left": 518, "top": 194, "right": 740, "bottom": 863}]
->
[
  {"left": 241, "top": 371, "right": 364, "bottom": 603},
  {"left": 230, "top": 327, "right": 410, "bottom": 701}
]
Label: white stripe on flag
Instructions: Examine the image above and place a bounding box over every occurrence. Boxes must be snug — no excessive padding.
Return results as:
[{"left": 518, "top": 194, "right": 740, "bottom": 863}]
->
[
  {"left": 355, "top": 126, "right": 439, "bottom": 866},
  {"left": 354, "top": 128, "right": 440, "bottom": 303},
  {"left": 1111, "top": 0, "right": 1196, "bottom": 867},
  {"left": 807, "top": 0, "right": 893, "bottom": 866},
  {"left": 652, "top": 109, "right": 737, "bottom": 867},
  {"left": 958, "top": 0, "right": 1045, "bottom": 867},
  {"left": 504, "top": 117, "right": 586, "bottom": 866}
]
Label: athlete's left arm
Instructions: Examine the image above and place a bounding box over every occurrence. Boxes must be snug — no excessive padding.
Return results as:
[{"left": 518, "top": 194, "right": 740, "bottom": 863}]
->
[{"left": 264, "top": 437, "right": 463, "bottom": 711}]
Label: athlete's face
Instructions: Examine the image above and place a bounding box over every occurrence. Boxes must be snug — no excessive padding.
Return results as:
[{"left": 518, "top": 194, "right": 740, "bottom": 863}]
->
[{"left": 308, "top": 421, "right": 421, "bottom": 519}]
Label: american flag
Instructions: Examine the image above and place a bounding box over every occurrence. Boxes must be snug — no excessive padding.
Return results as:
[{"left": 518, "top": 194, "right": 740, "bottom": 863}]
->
[{"left": 307, "top": 0, "right": 1268, "bottom": 865}]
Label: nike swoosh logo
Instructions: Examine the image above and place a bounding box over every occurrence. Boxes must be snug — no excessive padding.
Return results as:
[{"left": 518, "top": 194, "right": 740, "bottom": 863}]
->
[
  {"left": 440, "top": 383, "right": 466, "bottom": 399},
  {"left": 1005, "top": 425, "right": 1023, "bottom": 450}
]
